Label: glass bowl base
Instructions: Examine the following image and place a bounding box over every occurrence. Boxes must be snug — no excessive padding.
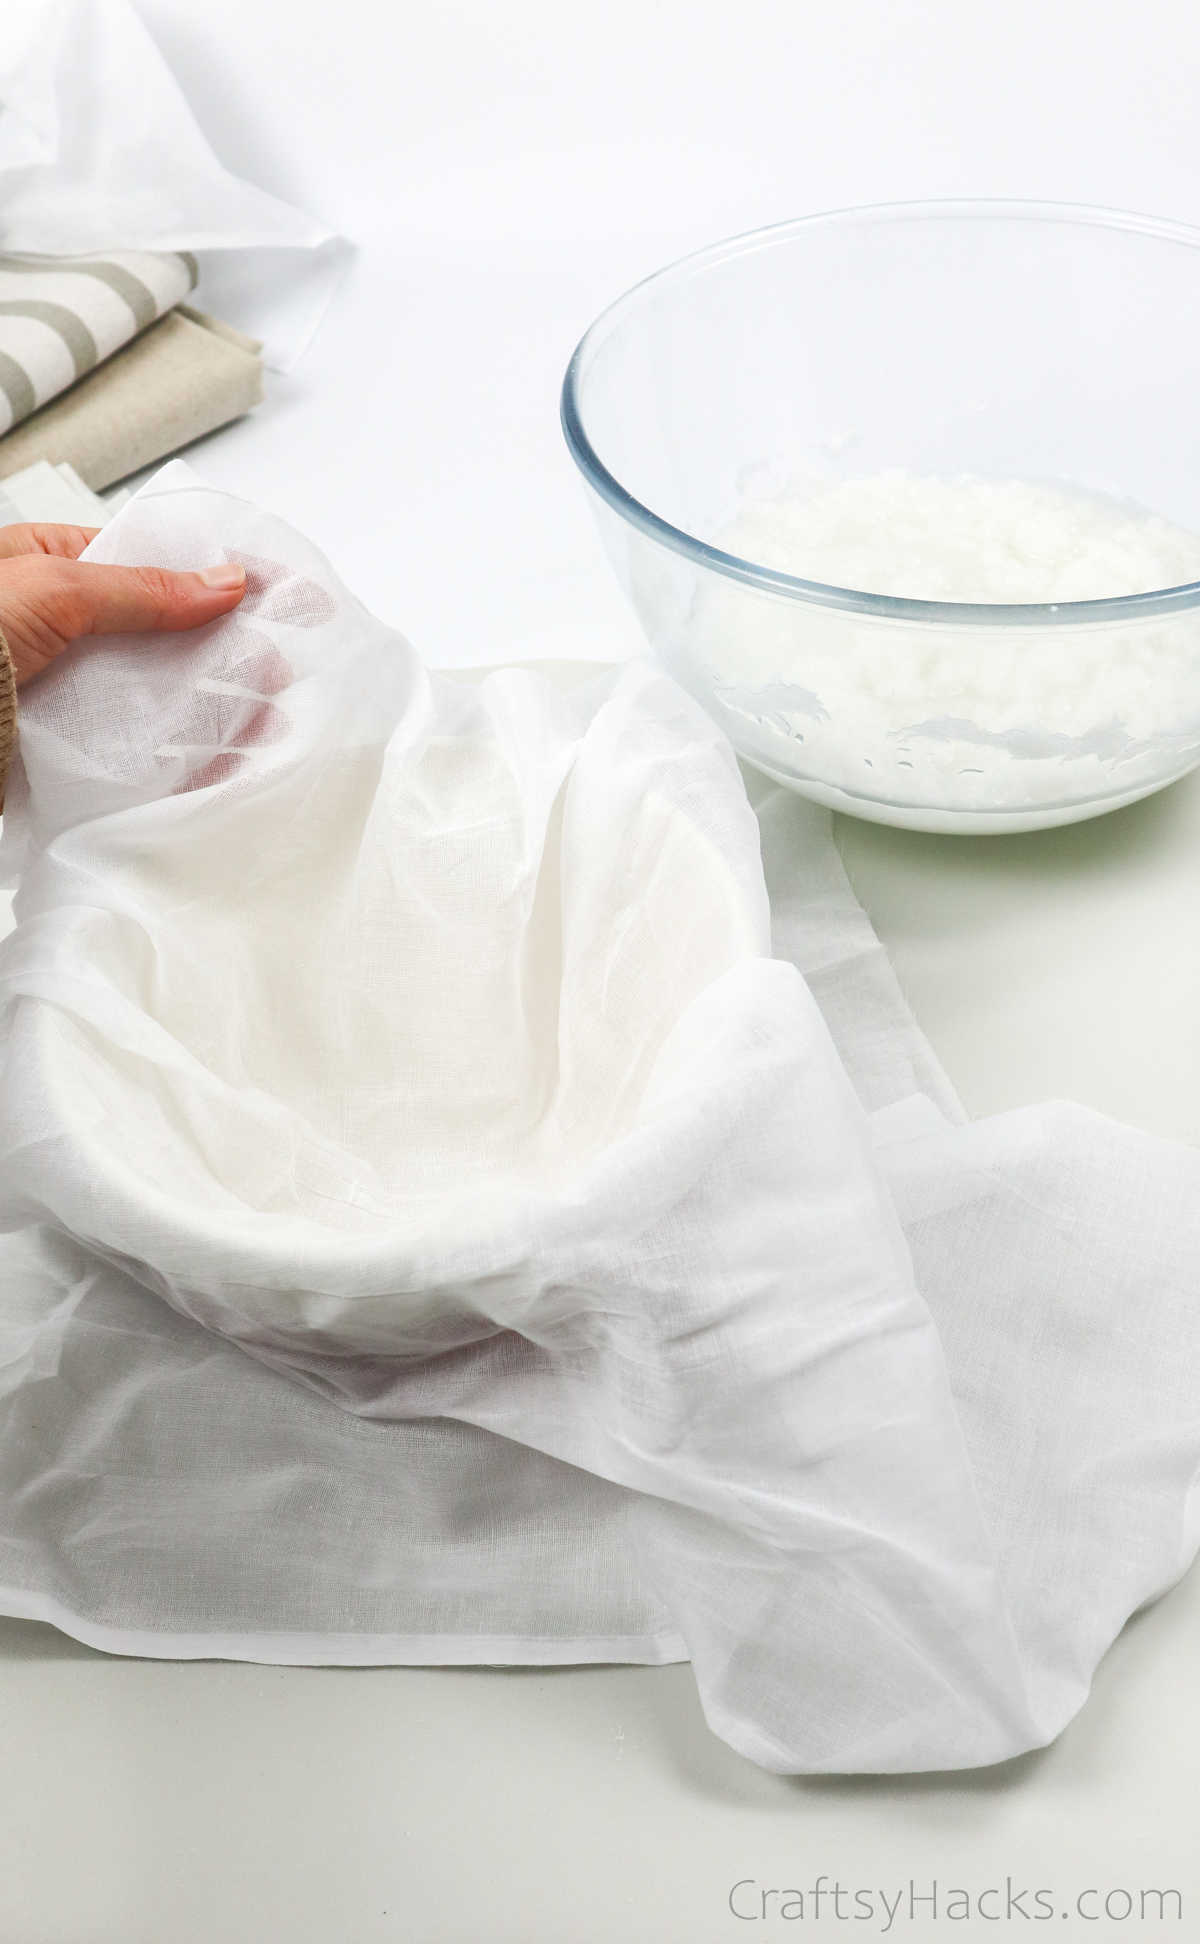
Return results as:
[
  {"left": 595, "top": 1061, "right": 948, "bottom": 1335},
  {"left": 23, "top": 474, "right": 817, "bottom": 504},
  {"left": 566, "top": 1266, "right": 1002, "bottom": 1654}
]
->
[{"left": 743, "top": 757, "right": 1200, "bottom": 835}]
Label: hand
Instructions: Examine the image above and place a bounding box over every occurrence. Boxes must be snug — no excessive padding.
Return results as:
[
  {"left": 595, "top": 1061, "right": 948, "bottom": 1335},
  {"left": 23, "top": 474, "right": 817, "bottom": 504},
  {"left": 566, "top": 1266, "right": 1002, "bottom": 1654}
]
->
[{"left": 0, "top": 523, "right": 247, "bottom": 686}]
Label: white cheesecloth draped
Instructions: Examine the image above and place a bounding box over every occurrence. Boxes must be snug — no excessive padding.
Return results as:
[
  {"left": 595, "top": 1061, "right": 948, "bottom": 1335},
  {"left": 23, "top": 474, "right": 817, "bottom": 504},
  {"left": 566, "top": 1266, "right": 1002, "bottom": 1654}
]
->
[{"left": 1, "top": 464, "right": 1198, "bottom": 1775}]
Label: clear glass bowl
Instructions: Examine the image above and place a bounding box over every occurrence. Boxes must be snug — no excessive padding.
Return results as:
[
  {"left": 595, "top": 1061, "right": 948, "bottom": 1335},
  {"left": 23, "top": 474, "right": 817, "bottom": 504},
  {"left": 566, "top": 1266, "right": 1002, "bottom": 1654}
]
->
[{"left": 561, "top": 200, "right": 1200, "bottom": 833}]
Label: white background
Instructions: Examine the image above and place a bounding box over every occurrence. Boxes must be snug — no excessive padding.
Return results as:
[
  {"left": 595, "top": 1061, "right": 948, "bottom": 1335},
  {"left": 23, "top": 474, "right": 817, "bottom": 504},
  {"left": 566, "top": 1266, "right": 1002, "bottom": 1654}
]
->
[{"left": 3, "top": 0, "right": 1200, "bottom": 1936}]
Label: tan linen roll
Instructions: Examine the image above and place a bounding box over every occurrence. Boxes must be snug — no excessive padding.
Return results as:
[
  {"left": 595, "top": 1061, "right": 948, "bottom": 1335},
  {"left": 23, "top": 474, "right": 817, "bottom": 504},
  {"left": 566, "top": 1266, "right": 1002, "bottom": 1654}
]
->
[
  {"left": 0, "top": 620, "right": 16, "bottom": 809},
  {"left": 0, "top": 307, "right": 263, "bottom": 491}
]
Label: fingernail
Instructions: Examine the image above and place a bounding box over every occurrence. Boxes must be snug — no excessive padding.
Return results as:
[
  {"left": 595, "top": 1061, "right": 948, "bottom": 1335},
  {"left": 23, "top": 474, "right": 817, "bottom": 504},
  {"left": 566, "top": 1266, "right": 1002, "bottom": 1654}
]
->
[{"left": 195, "top": 564, "right": 246, "bottom": 590}]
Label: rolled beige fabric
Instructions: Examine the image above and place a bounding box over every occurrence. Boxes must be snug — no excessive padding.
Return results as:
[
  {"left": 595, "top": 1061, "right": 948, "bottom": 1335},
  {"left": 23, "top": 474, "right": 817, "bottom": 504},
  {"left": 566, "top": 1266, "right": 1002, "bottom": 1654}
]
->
[
  {"left": 0, "top": 307, "right": 264, "bottom": 492},
  {"left": 0, "top": 620, "right": 16, "bottom": 809}
]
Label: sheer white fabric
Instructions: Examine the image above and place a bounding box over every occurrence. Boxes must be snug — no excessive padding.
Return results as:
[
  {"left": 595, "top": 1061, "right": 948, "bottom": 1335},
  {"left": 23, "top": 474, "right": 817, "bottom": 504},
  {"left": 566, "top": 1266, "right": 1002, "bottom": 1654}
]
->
[
  {"left": 0, "top": 0, "right": 342, "bottom": 366},
  {"left": 2, "top": 463, "right": 1199, "bottom": 1775}
]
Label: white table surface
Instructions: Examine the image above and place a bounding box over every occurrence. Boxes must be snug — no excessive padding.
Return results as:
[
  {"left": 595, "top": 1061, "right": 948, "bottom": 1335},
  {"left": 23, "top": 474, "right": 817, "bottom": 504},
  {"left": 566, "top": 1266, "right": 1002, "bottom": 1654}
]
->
[{"left": 4, "top": 0, "right": 1200, "bottom": 1936}]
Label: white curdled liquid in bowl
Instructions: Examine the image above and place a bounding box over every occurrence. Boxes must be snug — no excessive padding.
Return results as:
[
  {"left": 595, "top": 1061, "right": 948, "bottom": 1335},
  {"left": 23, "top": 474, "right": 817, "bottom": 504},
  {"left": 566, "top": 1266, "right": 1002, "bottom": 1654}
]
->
[{"left": 686, "top": 473, "right": 1200, "bottom": 817}]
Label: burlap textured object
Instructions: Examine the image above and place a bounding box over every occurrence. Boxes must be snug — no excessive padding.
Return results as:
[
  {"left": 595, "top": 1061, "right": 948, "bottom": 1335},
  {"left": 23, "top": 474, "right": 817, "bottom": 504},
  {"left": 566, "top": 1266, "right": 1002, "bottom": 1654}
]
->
[{"left": 0, "top": 307, "right": 263, "bottom": 491}]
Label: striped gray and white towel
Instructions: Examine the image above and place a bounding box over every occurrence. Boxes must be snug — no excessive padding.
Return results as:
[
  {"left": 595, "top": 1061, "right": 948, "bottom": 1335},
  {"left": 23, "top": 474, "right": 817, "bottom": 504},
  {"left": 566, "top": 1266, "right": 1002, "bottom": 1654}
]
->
[{"left": 0, "top": 250, "right": 198, "bottom": 437}]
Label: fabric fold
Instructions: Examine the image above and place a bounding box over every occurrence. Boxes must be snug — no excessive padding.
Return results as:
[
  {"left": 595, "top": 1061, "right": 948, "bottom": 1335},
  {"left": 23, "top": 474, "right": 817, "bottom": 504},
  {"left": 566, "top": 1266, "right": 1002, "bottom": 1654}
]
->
[{"left": 0, "top": 0, "right": 344, "bottom": 367}]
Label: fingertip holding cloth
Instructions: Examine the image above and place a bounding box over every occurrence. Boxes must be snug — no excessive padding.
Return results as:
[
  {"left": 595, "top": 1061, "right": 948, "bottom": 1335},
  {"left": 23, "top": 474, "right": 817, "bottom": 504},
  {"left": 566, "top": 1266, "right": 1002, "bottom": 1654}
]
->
[
  {"left": 2, "top": 461, "right": 1200, "bottom": 1775},
  {"left": 0, "top": 620, "right": 14, "bottom": 803}
]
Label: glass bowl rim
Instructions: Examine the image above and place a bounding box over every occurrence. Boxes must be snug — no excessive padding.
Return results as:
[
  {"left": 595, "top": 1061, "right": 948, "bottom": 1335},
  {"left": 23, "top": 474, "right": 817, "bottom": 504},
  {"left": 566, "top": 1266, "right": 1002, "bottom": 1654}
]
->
[{"left": 560, "top": 197, "right": 1200, "bottom": 629}]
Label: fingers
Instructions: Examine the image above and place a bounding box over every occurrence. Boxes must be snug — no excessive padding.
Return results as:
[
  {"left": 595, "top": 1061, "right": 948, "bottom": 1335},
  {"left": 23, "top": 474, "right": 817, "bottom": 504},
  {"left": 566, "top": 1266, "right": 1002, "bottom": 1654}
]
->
[
  {"left": 44, "top": 557, "right": 248, "bottom": 636},
  {"left": 0, "top": 554, "right": 247, "bottom": 686},
  {"left": 0, "top": 522, "right": 101, "bottom": 562}
]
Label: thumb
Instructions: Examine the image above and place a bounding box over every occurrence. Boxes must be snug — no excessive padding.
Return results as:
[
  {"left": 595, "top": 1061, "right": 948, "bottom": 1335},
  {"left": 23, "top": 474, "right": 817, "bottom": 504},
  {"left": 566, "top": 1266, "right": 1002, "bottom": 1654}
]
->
[{"left": 0, "top": 554, "right": 247, "bottom": 687}]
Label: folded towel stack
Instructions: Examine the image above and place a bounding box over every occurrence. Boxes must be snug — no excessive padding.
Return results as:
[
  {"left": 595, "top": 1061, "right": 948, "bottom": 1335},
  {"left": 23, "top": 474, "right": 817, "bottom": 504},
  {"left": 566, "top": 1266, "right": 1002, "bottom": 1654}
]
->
[{"left": 0, "top": 251, "right": 264, "bottom": 490}]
